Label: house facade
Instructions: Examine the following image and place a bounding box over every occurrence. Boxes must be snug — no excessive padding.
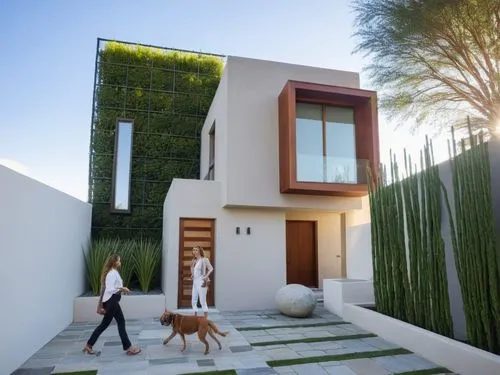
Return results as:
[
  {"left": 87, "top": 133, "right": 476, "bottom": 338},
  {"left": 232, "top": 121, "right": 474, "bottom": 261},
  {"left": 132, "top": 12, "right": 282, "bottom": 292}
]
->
[{"left": 163, "top": 56, "right": 379, "bottom": 311}]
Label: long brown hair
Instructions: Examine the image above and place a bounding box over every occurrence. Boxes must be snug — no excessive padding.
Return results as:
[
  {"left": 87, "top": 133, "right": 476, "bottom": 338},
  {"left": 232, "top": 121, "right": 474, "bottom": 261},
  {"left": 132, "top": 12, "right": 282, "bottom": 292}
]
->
[
  {"left": 100, "top": 254, "right": 120, "bottom": 286},
  {"left": 193, "top": 246, "right": 205, "bottom": 258}
]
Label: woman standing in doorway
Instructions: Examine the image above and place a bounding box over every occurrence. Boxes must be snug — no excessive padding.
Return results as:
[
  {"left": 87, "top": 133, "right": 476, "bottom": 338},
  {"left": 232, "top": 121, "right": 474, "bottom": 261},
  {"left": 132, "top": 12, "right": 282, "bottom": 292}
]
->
[
  {"left": 83, "top": 254, "right": 141, "bottom": 356},
  {"left": 190, "top": 246, "right": 214, "bottom": 317}
]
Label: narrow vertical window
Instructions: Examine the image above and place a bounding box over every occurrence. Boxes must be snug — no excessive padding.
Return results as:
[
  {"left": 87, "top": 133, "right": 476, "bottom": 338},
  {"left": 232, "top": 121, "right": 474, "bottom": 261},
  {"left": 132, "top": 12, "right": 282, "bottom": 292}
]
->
[
  {"left": 206, "top": 121, "right": 215, "bottom": 180},
  {"left": 111, "top": 119, "right": 134, "bottom": 213}
]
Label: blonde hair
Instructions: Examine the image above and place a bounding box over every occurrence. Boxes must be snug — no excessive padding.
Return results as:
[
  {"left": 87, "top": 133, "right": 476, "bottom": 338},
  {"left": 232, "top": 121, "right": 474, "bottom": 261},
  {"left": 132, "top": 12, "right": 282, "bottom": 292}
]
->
[{"left": 193, "top": 246, "right": 205, "bottom": 257}]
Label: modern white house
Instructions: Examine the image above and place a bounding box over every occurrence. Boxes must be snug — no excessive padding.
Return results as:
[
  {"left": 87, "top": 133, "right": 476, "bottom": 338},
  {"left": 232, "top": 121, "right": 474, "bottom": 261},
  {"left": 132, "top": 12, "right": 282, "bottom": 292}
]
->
[
  {"left": 163, "top": 56, "right": 379, "bottom": 311},
  {"left": 0, "top": 51, "right": 379, "bottom": 375}
]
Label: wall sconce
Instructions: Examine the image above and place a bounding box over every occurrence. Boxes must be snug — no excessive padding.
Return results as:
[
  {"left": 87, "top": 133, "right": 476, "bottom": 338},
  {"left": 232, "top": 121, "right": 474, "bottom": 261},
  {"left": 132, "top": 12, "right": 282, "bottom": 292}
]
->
[
  {"left": 236, "top": 227, "right": 240, "bottom": 235},
  {"left": 246, "top": 227, "right": 251, "bottom": 235}
]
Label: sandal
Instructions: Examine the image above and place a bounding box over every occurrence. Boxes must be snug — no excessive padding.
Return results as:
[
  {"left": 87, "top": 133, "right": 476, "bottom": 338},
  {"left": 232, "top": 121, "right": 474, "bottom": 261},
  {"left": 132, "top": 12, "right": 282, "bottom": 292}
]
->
[
  {"left": 126, "top": 346, "right": 141, "bottom": 356},
  {"left": 82, "top": 344, "right": 96, "bottom": 355}
]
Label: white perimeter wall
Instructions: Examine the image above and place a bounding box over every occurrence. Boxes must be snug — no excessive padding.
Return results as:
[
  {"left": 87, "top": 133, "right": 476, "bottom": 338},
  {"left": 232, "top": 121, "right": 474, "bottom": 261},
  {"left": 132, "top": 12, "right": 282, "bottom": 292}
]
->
[
  {"left": 164, "top": 178, "right": 286, "bottom": 311},
  {"left": 345, "top": 196, "right": 373, "bottom": 280},
  {"left": 0, "top": 166, "right": 92, "bottom": 375}
]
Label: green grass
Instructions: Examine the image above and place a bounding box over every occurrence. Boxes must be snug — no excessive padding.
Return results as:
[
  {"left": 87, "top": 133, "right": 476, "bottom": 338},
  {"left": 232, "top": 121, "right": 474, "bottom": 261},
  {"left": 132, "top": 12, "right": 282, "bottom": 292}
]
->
[
  {"left": 237, "top": 321, "right": 348, "bottom": 331},
  {"left": 180, "top": 371, "right": 236, "bottom": 375},
  {"left": 267, "top": 348, "right": 412, "bottom": 367},
  {"left": 394, "top": 369, "right": 452, "bottom": 375},
  {"left": 252, "top": 333, "right": 376, "bottom": 346},
  {"left": 52, "top": 371, "right": 97, "bottom": 375}
]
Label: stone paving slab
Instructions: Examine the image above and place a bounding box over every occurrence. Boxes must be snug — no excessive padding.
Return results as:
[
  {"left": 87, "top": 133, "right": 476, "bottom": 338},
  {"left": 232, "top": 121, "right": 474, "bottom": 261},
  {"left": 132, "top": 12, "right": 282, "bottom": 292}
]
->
[
  {"left": 13, "top": 304, "right": 457, "bottom": 375},
  {"left": 241, "top": 325, "right": 372, "bottom": 345}
]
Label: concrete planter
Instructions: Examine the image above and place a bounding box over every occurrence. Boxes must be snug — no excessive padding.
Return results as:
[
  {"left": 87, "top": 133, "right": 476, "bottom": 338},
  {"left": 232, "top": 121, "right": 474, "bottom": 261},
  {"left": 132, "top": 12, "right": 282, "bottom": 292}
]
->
[
  {"left": 74, "top": 293, "right": 166, "bottom": 322},
  {"left": 343, "top": 303, "right": 500, "bottom": 375},
  {"left": 323, "top": 279, "right": 374, "bottom": 317}
]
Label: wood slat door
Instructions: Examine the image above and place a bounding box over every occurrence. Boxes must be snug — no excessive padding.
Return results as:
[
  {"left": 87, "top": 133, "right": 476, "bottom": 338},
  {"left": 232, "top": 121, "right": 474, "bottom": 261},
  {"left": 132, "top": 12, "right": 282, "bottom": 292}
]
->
[
  {"left": 178, "top": 218, "right": 215, "bottom": 308},
  {"left": 286, "top": 220, "right": 318, "bottom": 287}
]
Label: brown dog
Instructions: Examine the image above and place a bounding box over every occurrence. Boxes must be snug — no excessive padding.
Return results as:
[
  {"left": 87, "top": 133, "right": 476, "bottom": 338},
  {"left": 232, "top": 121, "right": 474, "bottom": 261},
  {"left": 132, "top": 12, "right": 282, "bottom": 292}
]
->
[{"left": 159, "top": 309, "right": 229, "bottom": 355}]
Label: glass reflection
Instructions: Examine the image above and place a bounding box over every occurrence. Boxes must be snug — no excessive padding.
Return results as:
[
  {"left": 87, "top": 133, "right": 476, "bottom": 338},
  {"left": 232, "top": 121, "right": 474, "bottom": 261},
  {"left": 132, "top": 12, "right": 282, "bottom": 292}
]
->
[
  {"left": 325, "top": 106, "right": 357, "bottom": 183},
  {"left": 295, "top": 103, "right": 358, "bottom": 184},
  {"left": 296, "top": 103, "right": 323, "bottom": 182},
  {"left": 112, "top": 120, "right": 133, "bottom": 212}
]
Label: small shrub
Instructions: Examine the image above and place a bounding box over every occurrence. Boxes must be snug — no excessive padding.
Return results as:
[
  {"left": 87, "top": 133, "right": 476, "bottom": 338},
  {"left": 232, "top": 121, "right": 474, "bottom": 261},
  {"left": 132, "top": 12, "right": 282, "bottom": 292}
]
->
[
  {"left": 83, "top": 238, "right": 119, "bottom": 295},
  {"left": 84, "top": 237, "right": 139, "bottom": 295},
  {"left": 134, "top": 238, "right": 162, "bottom": 292},
  {"left": 118, "top": 239, "right": 135, "bottom": 288}
]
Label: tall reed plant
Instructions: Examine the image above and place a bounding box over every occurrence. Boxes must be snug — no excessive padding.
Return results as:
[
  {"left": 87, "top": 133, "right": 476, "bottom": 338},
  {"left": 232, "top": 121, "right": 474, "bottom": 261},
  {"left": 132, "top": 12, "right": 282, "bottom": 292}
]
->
[
  {"left": 443, "top": 121, "right": 500, "bottom": 354},
  {"left": 368, "top": 137, "right": 453, "bottom": 338}
]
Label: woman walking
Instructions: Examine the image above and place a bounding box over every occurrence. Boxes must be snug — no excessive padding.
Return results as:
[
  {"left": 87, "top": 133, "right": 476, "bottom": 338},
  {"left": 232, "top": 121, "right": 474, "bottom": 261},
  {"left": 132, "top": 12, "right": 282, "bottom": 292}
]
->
[
  {"left": 83, "top": 254, "right": 141, "bottom": 356},
  {"left": 190, "top": 246, "right": 214, "bottom": 318}
]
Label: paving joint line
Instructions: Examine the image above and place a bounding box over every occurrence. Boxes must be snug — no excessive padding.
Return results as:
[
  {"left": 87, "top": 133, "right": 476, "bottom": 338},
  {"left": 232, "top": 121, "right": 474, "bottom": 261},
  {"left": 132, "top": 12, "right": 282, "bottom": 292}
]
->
[
  {"left": 236, "top": 321, "right": 348, "bottom": 331},
  {"left": 266, "top": 347, "right": 412, "bottom": 367},
  {"left": 251, "top": 333, "right": 377, "bottom": 346}
]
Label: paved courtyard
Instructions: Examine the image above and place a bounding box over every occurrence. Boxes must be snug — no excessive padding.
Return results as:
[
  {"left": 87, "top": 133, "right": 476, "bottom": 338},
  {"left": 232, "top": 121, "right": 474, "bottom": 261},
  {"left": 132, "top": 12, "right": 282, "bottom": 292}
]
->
[{"left": 13, "top": 304, "right": 457, "bottom": 375}]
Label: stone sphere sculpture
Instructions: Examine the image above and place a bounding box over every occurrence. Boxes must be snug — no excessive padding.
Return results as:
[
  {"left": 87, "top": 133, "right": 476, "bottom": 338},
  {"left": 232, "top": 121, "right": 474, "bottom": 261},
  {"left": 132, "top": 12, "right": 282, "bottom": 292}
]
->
[{"left": 275, "top": 284, "right": 317, "bottom": 318}]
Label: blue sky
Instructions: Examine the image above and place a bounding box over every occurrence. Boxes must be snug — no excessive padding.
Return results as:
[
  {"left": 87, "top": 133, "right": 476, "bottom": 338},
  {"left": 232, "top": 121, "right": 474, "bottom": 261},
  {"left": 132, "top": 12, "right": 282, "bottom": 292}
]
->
[{"left": 0, "top": 0, "right": 448, "bottom": 201}]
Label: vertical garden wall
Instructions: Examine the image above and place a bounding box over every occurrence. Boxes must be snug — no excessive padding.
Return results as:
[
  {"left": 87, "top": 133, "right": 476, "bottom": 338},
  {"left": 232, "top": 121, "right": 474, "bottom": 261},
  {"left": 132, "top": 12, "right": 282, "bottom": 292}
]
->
[
  {"left": 88, "top": 39, "right": 224, "bottom": 239},
  {"left": 368, "top": 125, "right": 500, "bottom": 355}
]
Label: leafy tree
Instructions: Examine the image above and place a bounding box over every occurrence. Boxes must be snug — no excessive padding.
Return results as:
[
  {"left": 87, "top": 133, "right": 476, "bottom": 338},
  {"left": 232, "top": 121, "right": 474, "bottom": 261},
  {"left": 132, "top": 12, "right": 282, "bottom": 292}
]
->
[{"left": 352, "top": 0, "right": 500, "bottom": 135}]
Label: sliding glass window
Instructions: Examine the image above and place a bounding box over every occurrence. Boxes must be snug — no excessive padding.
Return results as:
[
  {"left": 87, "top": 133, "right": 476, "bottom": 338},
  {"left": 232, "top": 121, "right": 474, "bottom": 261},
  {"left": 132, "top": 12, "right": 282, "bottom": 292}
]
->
[{"left": 295, "top": 102, "right": 357, "bottom": 183}]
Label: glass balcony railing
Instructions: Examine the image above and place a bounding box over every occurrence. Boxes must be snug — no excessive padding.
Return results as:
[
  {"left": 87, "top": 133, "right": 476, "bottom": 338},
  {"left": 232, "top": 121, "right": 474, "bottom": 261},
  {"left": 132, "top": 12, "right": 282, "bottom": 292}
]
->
[{"left": 296, "top": 155, "right": 370, "bottom": 184}]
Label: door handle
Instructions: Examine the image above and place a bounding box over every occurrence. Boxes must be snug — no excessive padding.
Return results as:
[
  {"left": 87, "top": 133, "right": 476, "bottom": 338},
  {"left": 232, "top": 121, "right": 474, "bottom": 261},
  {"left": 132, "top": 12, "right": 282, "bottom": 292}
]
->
[{"left": 336, "top": 255, "right": 341, "bottom": 258}]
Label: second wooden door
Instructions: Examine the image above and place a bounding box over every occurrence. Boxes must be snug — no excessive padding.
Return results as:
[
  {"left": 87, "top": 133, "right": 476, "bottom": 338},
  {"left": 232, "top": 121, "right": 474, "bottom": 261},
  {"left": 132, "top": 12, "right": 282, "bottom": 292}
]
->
[{"left": 286, "top": 220, "right": 318, "bottom": 287}]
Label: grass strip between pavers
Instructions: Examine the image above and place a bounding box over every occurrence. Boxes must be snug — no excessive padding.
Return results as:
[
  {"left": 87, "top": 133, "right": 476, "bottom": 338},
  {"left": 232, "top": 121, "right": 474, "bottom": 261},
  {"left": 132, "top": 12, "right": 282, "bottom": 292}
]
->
[
  {"left": 52, "top": 371, "right": 97, "bottom": 375},
  {"left": 267, "top": 347, "right": 412, "bottom": 367},
  {"left": 393, "top": 368, "right": 452, "bottom": 375},
  {"left": 252, "top": 333, "right": 376, "bottom": 346},
  {"left": 237, "top": 321, "right": 348, "bottom": 331},
  {"left": 180, "top": 371, "right": 237, "bottom": 375}
]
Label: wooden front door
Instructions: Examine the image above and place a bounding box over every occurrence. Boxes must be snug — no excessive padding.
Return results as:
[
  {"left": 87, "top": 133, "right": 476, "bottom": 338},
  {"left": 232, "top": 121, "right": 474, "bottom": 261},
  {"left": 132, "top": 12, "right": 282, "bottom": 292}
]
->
[
  {"left": 286, "top": 220, "right": 318, "bottom": 287},
  {"left": 178, "top": 218, "right": 215, "bottom": 308}
]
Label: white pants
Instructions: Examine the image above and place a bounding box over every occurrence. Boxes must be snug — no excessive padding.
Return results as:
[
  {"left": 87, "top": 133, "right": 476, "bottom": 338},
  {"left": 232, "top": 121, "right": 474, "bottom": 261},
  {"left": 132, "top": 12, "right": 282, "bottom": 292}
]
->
[{"left": 191, "top": 278, "right": 208, "bottom": 313}]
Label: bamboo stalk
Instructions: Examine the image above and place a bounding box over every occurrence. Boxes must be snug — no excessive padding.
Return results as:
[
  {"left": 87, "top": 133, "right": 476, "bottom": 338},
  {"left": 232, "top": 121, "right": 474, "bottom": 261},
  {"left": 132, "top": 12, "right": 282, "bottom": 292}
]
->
[{"left": 403, "top": 150, "right": 418, "bottom": 325}]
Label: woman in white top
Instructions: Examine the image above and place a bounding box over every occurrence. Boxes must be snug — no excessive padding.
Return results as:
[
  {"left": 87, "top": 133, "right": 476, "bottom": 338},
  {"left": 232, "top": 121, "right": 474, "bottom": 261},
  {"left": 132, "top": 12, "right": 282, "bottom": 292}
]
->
[
  {"left": 190, "top": 246, "right": 214, "bottom": 317},
  {"left": 83, "top": 254, "right": 141, "bottom": 356}
]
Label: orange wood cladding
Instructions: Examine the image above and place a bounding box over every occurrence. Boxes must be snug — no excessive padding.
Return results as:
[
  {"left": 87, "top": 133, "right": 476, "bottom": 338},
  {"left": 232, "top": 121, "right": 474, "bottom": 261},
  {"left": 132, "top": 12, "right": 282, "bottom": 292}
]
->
[
  {"left": 278, "top": 80, "right": 380, "bottom": 197},
  {"left": 178, "top": 218, "right": 215, "bottom": 308}
]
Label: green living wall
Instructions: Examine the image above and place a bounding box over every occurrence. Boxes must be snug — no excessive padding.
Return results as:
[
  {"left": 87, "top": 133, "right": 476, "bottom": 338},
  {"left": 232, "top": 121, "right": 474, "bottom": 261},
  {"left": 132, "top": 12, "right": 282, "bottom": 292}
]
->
[{"left": 89, "top": 40, "right": 224, "bottom": 239}]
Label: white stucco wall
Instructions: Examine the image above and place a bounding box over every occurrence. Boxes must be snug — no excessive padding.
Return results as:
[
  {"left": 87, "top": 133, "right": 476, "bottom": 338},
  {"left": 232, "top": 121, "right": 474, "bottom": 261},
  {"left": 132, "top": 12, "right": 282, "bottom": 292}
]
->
[
  {"left": 200, "top": 67, "right": 228, "bottom": 202},
  {"left": 199, "top": 56, "right": 363, "bottom": 212},
  {"left": 285, "top": 211, "right": 342, "bottom": 287},
  {"left": 0, "top": 166, "right": 92, "bottom": 375},
  {"left": 345, "top": 196, "right": 373, "bottom": 280},
  {"left": 164, "top": 178, "right": 286, "bottom": 311}
]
